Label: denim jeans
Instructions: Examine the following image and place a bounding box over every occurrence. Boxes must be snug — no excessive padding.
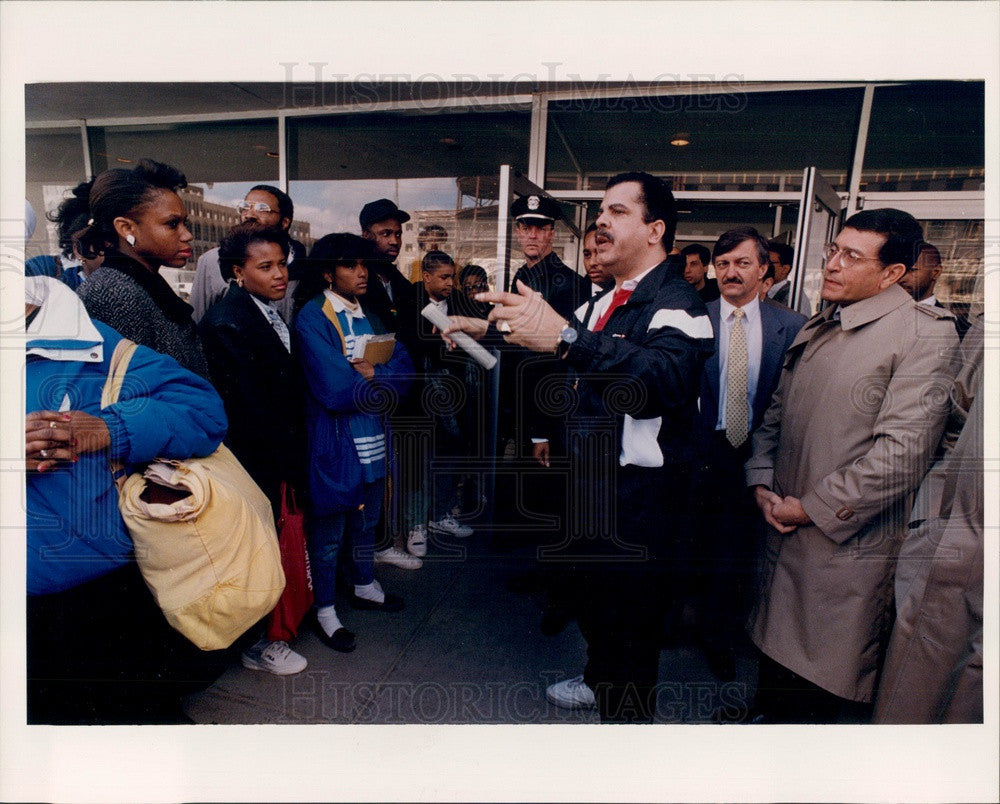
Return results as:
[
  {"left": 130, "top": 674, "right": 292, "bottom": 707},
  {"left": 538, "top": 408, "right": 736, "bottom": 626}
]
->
[{"left": 309, "top": 480, "right": 382, "bottom": 608}]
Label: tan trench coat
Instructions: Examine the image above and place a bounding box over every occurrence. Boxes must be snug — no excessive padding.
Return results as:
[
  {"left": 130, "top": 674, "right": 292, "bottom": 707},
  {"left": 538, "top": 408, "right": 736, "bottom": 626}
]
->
[
  {"left": 745, "top": 283, "right": 960, "bottom": 702},
  {"left": 873, "top": 316, "right": 983, "bottom": 722}
]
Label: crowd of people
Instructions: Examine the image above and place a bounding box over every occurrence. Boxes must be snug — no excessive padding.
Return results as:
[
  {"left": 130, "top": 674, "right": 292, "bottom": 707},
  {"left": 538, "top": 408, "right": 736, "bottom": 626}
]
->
[{"left": 24, "top": 158, "right": 981, "bottom": 725}]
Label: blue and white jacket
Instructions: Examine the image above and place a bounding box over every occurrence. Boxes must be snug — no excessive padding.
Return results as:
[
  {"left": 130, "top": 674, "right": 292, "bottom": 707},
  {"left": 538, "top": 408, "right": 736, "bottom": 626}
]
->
[
  {"left": 295, "top": 291, "right": 413, "bottom": 515},
  {"left": 25, "top": 277, "right": 227, "bottom": 595}
]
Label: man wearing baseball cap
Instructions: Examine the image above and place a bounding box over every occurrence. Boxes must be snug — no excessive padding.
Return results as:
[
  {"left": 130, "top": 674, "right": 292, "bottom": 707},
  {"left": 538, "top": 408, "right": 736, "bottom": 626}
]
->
[{"left": 359, "top": 198, "right": 417, "bottom": 337}]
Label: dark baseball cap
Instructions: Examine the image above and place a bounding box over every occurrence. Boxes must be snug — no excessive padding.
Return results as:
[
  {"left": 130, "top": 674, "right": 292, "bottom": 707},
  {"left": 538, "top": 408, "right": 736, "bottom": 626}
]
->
[
  {"left": 510, "top": 194, "right": 562, "bottom": 224},
  {"left": 360, "top": 198, "right": 411, "bottom": 230}
]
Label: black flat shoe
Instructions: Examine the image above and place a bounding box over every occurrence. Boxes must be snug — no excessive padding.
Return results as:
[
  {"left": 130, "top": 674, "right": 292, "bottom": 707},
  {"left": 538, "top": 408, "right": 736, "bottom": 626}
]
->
[
  {"left": 349, "top": 592, "right": 404, "bottom": 612},
  {"left": 313, "top": 620, "right": 356, "bottom": 653}
]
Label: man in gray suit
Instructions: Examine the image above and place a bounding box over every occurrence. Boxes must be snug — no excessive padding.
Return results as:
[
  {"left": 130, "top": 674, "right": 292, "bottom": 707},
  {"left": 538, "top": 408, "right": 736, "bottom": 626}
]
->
[{"left": 691, "top": 226, "right": 806, "bottom": 682}]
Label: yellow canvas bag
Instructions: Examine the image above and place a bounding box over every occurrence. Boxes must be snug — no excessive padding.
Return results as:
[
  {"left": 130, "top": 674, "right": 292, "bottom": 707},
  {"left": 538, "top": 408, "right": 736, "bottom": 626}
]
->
[{"left": 104, "top": 339, "right": 285, "bottom": 651}]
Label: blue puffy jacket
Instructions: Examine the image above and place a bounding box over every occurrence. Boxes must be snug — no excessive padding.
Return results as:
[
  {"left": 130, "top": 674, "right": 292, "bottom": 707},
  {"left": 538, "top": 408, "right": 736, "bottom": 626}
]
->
[
  {"left": 26, "top": 292, "right": 227, "bottom": 595},
  {"left": 295, "top": 293, "right": 413, "bottom": 515}
]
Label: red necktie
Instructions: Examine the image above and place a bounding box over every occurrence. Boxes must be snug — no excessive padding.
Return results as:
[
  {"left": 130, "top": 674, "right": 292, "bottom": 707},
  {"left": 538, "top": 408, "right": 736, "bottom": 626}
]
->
[{"left": 593, "top": 288, "right": 633, "bottom": 332}]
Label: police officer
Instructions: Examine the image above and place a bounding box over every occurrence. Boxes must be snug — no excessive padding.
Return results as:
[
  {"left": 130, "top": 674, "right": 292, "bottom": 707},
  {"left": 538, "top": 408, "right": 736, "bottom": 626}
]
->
[{"left": 508, "top": 194, "right": 589, "bottom": 320}]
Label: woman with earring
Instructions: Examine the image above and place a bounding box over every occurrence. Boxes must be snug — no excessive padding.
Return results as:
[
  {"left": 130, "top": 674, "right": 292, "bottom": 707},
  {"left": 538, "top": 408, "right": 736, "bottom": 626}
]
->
[
  {"left": 199, "top": 223, "right": 309, "bottom": 676},
  {"left": 77, "top": 159, "right": 209, "bottom": 379},
  {"left": 293, "top": 233, "right": 412, "bottom": 653}
]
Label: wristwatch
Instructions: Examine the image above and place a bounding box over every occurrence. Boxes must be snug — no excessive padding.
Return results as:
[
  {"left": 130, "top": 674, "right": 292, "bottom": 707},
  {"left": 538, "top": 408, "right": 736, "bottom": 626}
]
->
[{"left": 556, "top": 324, "right": 578, "bottom": 357}]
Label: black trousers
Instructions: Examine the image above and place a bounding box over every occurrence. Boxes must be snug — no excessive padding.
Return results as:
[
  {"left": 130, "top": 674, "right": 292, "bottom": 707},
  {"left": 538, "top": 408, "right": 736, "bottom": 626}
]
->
[
  {"left": 753, "top": 652, "right": 874, "bottom": 724},
  {"left": 573, "top": 464, "right": 689, "bottom": 723},
  {"left": 27, "top": 562, "right": 232, "bottom": 724},
  {"left": 688, "top": 433, "right": 760, "bottom": 653}
]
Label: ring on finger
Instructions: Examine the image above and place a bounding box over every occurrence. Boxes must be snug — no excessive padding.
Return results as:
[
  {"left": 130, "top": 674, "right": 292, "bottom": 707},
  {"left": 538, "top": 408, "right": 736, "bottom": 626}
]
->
[
  {"left": 40, "top": 449, "right": 48, "bottom": 458},
  {"left": 49, "top": 421, "right": 57, "bottom": 429}
]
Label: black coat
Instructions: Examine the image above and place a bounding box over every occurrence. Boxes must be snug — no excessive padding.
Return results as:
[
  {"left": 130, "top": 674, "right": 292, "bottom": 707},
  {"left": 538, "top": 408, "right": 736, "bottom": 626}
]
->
[
  {"left": 198, "top": 283, "right": 307, "bottom": 515},
  {"left": 504, "top": 252, "right": 590, "bottom": 445},
  {"left": 363, "top": 260, "right": 419, "bottom": 351},
  {"left": 509, "top": 251, "right": 590, "bottom": 321}
]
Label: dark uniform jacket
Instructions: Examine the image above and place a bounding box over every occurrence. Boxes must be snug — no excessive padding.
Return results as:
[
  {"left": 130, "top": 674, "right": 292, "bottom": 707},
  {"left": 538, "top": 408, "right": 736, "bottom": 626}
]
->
[
  {"left": 507, "top": 251, "right": 590, "bottom": 444},
  {"left": 509, "top": 251, "right": 590, "bottom": 321}
]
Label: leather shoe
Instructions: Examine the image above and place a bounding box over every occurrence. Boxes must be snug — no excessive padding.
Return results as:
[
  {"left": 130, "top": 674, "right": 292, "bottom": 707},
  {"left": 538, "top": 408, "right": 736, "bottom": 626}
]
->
[
  {"left": 350, "top": 592, "right": 404, "bottom": 612},
  {"left": 313, "top": 620, "right": 356, "bottom": 653}
]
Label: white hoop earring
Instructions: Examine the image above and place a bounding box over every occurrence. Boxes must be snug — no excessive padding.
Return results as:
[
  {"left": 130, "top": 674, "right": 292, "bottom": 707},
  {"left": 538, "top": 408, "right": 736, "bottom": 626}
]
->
[{"left": 125, "top": 234, "right": 136, "bottom": 246}]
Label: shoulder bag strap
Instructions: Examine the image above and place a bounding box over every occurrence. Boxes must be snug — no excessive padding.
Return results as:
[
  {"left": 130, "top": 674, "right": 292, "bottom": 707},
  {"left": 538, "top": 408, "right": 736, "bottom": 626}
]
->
[{"left": 101, "top": 338, "right": 138, "bottom": 489}]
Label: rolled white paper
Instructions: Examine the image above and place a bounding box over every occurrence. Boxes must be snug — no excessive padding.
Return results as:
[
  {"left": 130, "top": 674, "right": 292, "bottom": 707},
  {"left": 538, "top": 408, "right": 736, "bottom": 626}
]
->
[{"left": 420, "top": 303, "right": 497, "bottom": 370}]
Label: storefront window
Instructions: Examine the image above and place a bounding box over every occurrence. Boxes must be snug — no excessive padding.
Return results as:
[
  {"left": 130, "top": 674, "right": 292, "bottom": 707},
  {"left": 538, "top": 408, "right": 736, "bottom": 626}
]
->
[
  {"left": 26, "top": 127, "right": 87, "bottom": 260},
  {"left": 863, "top": 82, "right": 984, "bottom": 192},
  {"left": 287, "top": 108, "right": 530, "bottom": 288},
  {"left": 545, "top": 87, "right": 864, "bottom": 192},
  {"left": 85, "top": 120, "right": 281, "bottom": 286}
]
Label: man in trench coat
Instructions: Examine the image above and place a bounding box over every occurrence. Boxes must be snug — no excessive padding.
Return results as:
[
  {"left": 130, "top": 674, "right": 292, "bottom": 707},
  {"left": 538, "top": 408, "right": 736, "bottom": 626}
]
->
[
  {"left": 744, "top": 208, "right": 960, "bottom": 723},
  {"left": 873, "top": 313, "right": 983, "bottom": 723}
]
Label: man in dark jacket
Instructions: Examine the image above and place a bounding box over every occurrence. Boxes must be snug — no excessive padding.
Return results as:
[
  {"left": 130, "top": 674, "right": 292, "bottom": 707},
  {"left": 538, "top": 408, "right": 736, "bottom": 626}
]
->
[
  {"left": 689, "top": 227, "right": 806, "bottom": 683},
  {"left": 359, "top": 198, "right": 418, "bottom": 345},
  {"left": 398, "top": 250, "right": 487, "bottom": 556},
  {"left": 466, "top": 172, "right": 714, "bottom": 722}
]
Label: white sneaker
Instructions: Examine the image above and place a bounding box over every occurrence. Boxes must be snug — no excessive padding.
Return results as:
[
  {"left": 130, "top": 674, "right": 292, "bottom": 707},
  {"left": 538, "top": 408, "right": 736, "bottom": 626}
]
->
[
  {"left": 546, "top": 675, "right": 596, "bottom": 710},
  {"left": 428, "top": 514, "right": 473, "bottom": 538},
  {"left": 241, "top": 638, "right": 307, "bottom": 676},
  {"left": 407, "top": 524, "right": 428, "bottom": 557},
  {"left": 374, "top": 546, "right": 422, "bottom": 570}
]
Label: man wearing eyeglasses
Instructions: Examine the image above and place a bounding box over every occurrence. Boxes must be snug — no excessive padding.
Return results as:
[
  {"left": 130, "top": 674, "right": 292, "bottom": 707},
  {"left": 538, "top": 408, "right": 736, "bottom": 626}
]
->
[
  {"left": 744, "top": 208, "right": 960, "bottom": 723},
  {"left": 190, "top": 185, "right": 306, "bottom": 323}
]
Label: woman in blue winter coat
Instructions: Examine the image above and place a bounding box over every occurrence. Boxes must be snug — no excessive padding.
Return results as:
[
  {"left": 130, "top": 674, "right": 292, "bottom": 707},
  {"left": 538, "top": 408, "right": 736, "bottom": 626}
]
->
[
  {"left": 293, "top": 233, "right": 412, "bottom": 653},
  {"left": 25, "top": 275, "right": 227, "bottom": 723}
]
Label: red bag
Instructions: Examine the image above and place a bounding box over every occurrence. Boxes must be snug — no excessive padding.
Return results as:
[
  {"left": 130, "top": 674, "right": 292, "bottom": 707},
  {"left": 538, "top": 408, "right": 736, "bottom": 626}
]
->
[{"left": 266, "top": 484, "right": 313, "bottom": 642}]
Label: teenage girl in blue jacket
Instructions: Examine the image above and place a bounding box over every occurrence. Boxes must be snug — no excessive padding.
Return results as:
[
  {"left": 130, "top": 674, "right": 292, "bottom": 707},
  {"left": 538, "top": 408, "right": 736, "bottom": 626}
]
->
[{"left": 294, "top": 234, "right": 413, "bottom": 653}]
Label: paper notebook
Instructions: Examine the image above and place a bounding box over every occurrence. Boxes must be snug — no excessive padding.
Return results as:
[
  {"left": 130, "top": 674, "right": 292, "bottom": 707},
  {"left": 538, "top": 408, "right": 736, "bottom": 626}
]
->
[{"left": 350, "top": 333, "right": 395, "bottom": 364}]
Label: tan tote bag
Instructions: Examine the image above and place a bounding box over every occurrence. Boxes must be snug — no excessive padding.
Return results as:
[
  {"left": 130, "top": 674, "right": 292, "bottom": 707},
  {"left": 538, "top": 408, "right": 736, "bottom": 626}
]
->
[{"left": 103, "top": 339, "right": 285, "bottom": 651}]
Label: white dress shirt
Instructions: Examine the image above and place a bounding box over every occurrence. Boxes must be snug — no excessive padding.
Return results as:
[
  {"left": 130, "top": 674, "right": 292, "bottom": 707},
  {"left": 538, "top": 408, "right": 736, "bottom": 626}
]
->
[{"left": 715, "top": 295, "right": 763, "bottom": 432}]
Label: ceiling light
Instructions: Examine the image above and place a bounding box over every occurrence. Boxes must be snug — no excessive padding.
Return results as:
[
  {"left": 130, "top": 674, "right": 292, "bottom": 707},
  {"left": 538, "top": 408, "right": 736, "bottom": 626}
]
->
[
  {"left": 115, "top": 157, "right": 133, "bottom": 164},
  {"left": 265, "top": 151, "right": 279, "bottom": 159},
  {"left": 670, "top": 133, "right": 690, "bottom": 147},
  {"left": 439, "top": 137, "right": 456, "bottom": 145}
]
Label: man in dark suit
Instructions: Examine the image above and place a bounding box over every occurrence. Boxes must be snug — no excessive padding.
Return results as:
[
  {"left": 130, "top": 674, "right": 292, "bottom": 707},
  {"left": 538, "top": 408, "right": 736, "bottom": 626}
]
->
[
  {"left": 897, "top": 242, "right": 970, "bottom": 339},
  {"left": 691, "top": 226, "right": 806, "bottom": 681}
]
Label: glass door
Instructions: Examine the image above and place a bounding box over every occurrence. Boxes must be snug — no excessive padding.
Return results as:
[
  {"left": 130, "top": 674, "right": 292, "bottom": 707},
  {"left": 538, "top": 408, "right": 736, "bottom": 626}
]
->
[{"left": 791, "top": 167, "right": 844, "bottom": 316}]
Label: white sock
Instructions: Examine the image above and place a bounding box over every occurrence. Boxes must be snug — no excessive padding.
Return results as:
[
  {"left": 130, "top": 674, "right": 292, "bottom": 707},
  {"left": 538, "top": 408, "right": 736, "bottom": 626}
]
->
[
  {"left": 354, "top": 580, "right": 385, "bottom": 603},
  {"left": 316, "top": 604, "right": 343, "bottom": 637}
]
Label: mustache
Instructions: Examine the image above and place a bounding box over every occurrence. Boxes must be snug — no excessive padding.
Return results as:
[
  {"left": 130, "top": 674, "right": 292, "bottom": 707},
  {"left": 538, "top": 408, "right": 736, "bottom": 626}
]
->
[{"left": 595, "top": 230, "right": 613, "bottom": 244}]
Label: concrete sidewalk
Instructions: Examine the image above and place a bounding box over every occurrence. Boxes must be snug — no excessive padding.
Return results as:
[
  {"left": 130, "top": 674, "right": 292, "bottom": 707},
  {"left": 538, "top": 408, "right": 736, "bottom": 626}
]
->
[{"left": 185, "top": 531, "right": 756, "bottom": 725}]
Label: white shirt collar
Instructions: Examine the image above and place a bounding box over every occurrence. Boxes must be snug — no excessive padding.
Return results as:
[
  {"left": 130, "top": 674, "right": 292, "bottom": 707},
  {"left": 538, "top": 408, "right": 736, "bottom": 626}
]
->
[
  {"left": 918, "top": 294, "right": 938, "bottom": 307},
  {"left": 719, "top": 294, "right": 760, "bottom": 321},
  {"left": 324, "top": 288, "right": 365, "bottom": 319},
  {"left": 619, "top": 263, "right": 660, "bottom": 292}
]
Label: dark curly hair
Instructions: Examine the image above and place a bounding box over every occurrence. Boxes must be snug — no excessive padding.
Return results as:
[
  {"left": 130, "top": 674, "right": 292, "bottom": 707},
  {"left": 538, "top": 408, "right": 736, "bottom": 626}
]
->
[
  {"left": 46, "top": 179, "right": 94, "bottom": 258},
  {"left": 293, "top": 232, "right": 376, "bottom": 318}
]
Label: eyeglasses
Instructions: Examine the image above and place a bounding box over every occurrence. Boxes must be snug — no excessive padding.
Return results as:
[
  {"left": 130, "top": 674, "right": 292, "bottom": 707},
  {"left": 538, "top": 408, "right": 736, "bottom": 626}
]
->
[
  {"left": 822, "top": 243, "right": 883, "bottom": 269},
  {"left": 237, "top": 201, "right": 277, "bottom": 215}
]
